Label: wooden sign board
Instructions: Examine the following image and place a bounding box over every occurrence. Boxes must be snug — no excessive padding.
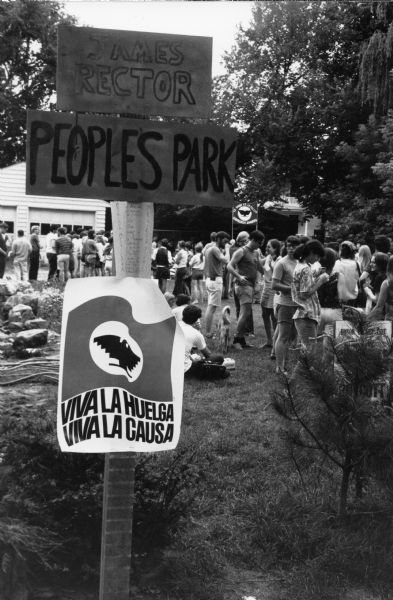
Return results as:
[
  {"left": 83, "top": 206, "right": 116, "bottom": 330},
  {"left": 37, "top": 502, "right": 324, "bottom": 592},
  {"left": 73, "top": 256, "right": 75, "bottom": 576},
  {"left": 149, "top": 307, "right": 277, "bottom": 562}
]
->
[
  {"left": 26, "top": 109, "right": 237, "bottom": 207},
  {"left": 57, "top": 25, "right": 212, "bottom": 118}
]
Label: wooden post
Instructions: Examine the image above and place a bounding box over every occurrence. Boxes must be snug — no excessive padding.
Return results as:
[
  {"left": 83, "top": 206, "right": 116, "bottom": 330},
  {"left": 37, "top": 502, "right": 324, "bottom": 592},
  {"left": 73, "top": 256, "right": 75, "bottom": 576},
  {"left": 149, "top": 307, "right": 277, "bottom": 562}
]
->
[{"left": 99, "top": 201, "right": 154, "bottom": 600}]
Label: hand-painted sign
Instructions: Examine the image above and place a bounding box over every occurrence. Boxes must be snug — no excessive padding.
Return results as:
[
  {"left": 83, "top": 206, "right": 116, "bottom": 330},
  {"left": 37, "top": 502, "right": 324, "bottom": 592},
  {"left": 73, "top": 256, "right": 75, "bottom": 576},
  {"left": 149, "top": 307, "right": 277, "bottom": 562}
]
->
[
  {"left": 57, "top": 25, "right": 212, "bottom": 118},
  {"left": 57, "top": 277, "right": 185, "bottom": 452},
  {"left": 26, "top": 110, "right": 237, "bottom": 207},
  {"left": 233, "top": 203, "right": 258, "bottom": 225}
]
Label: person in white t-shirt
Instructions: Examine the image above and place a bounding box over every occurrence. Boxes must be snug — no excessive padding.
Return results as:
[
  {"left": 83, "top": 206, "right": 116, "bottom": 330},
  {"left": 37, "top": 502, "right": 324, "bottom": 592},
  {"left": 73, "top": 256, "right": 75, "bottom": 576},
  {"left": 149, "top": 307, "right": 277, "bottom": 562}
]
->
[
  {"left": 179, "top": 305, "right": 228, "bottom": 379},
  {"left": 333, "top": 240, "right": 359, "bottom": 305},
  {"left": 172, "top": 294, "right": 191, "bottom": 321}
]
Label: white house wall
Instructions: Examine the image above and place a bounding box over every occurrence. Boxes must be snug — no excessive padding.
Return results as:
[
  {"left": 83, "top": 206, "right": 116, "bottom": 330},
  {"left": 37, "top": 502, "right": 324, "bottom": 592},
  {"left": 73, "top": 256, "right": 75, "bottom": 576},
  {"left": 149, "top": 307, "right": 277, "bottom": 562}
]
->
[
  {"left": 0, "top": 163, "right": 108, "bottom": 234},
  {"left": 297, "top": 216, "right": 321, "bottom": 237}
]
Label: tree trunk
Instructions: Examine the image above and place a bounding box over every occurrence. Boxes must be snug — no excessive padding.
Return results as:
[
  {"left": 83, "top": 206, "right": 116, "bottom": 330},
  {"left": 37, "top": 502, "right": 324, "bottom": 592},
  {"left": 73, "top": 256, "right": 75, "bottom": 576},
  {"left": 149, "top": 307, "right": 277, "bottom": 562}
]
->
[{"left": 339, "top": 453, "right": 352, "bottom": 516}]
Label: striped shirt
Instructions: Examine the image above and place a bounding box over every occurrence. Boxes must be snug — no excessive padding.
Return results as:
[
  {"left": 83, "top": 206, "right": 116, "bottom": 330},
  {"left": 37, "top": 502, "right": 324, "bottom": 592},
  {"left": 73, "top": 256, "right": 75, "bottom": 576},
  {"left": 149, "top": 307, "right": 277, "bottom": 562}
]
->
[{"left": 55, "top": 236, "right": 73, "bottom": 255}]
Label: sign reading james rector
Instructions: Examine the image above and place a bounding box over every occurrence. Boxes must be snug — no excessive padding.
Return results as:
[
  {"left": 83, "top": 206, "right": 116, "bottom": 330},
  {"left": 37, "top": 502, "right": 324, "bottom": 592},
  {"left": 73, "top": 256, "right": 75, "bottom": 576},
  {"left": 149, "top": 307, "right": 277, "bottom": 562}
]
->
[{"left": 57, "top": 25, "right": 212, "bottom": 118}]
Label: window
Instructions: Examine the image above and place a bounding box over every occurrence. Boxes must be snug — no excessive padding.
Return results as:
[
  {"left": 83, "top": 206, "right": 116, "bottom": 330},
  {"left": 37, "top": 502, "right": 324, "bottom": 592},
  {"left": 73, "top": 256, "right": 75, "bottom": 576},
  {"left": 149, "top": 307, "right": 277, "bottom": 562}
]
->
[
  {"left": 30, "top": 223, "right": 93, "bottom": 235},
  {"left": 4, "top": 221, "right": 14, "bottom": 234}
]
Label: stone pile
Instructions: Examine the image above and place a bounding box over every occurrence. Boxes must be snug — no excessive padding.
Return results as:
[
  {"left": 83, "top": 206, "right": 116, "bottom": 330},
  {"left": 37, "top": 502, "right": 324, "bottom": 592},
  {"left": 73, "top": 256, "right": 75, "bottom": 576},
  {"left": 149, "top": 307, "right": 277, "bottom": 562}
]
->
[{"left": 0, "top": 278, "right": 59, "bottom": 358}]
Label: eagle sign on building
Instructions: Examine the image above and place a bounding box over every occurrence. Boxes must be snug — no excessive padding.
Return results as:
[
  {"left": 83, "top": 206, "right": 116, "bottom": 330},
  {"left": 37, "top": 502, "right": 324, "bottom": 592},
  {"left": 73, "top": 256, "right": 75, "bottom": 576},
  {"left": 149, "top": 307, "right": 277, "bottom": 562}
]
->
[
  {"left": 233, "top": 203, "right": 258, "bottom": 225},
  {"left": 57, "top": 277, "right": 184, "bottom": 453}
]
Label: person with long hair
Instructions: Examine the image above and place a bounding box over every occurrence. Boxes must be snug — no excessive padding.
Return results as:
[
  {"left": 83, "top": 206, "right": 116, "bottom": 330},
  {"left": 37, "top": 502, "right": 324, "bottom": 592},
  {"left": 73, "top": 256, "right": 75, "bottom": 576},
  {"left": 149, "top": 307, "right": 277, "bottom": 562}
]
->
[
  {"left": 291, "top": 240, "right": 329, "bottom": 350},
  {"left": 271, "top": 235, "right": 301, "bottom": 374},
  {"left": 368, "top": 256, "right": 393, "bottom": 321},
  {"left": 173, "top": 240, "right": 190, "bottom": 296},
  {"left": 333, "top": 241, "right": 360, "bottom": 306},
  {"left": 154, "top": 238, "right": 172, "bottom": 293},
  {"left": 357, "top": 244, "right": 372, "bottom": 310},
  {"left": 358, "top": 244, "right": 372, "bottom": 274},
  {"left": 316, "top": 247, "right": 341, "bottom": 334},
  {"left": 189, "top": 242, "right": 205, "bottom": 303},
  {"left": 29, "top": 225, "right": 42, "bottom": 281},
  {"left": 260, "top": 238, "right": 281, "bottom": 348}
]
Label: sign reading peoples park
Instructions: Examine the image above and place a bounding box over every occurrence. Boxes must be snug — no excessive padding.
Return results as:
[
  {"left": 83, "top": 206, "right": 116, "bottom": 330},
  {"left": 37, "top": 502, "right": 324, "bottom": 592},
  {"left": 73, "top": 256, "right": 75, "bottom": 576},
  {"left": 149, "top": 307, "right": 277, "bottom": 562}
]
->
[
  {"left": 57, "top": 25, "right": 212, "bottom": 118},
  {"left": 26, "top": 109, "right": 237, "bottom": 206}
]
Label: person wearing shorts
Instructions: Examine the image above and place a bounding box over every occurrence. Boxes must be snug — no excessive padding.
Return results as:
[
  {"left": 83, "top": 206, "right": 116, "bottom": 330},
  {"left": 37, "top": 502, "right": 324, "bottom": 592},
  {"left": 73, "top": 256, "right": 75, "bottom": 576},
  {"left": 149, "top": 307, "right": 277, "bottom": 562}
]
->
[
  {"left": 272, "top": 235, "right": 301, "bottom": 375},
  {"left": 204, "top": 231, "right": 230, "bottom": 338},
  {"left": 84, "top": 230, "right": 99, "bottom": 277},
  {"left": 291, "top": 240, "right": 329, "bottom": 353},
  {"left": 189, "top": 243, "right": 205, "bottom": 303},
  {"left": 227, "top": 230, "right": 265, "bottom": 348},
  {"left": 154, "top": 238, "right": 172, "bottom": 293}
]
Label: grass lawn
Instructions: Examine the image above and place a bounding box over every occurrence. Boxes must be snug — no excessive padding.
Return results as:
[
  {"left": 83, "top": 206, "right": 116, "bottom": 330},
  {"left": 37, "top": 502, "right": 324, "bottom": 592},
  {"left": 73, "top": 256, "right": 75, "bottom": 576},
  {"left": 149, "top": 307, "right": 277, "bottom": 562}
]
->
[
  {"left": 3, "top": 276, "right": 393, "bottom": 600},
  {"left": 130, "top": 296, "right": 393, "bottom": 600}
]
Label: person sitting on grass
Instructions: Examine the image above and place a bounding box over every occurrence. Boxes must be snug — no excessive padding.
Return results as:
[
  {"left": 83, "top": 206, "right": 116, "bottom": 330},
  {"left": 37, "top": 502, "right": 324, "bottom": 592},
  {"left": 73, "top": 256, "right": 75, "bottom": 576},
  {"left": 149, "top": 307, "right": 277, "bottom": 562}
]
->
[
  {"left": 164, "top": 292, "right": 176, "bottom": 308},
  {"left": 172, "top": 293, "right": 191, "bottom": 321},
  {"left": 180, "top": 305, "right": 228, "bottom": 379}
]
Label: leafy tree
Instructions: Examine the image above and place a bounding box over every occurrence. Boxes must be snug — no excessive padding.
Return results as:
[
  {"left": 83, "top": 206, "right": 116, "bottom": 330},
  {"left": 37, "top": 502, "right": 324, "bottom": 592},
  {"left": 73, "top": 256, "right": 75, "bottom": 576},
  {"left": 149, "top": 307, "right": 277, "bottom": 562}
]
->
[
  {"left": 213, "top": 1, "right": 375, "bottom": 219},
  {"left": 358, "top": 2, "right": 393, "bottom": 116},
  {"left": 324, "top": 111, "right": 393, "bottom": 242},
  {"left": 0, "top": 0, "right": 75, "bottom": 167}
]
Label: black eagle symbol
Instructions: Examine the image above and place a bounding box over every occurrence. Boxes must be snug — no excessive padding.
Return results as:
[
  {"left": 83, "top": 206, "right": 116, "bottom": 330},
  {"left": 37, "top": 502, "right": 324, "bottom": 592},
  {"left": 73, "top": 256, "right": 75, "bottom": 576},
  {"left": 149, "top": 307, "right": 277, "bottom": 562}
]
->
[
  {"left": 239, "top": 208, "right": 251, "bottom": 216},
  {"left": 93, "top": 335, "right": 141, "bottom": 379}
]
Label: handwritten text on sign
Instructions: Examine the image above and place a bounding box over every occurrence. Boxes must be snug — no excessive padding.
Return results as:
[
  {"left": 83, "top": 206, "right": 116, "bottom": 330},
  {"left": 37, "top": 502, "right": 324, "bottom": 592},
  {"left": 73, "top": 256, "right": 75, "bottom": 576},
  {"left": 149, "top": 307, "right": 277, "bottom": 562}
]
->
[
  {"left": 57, "top": 25, "right": 212, "bottom": 118},
  {"left": 26, "top": 110, "right": 237, "bottom": 206}
]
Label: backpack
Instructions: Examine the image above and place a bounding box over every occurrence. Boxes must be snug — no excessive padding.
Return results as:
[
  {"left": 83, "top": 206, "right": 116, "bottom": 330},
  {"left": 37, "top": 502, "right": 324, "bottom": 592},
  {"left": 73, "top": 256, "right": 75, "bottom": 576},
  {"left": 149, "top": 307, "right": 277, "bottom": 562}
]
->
[{"left": 193, "top": 360, "right": 230, "bottom": 380}]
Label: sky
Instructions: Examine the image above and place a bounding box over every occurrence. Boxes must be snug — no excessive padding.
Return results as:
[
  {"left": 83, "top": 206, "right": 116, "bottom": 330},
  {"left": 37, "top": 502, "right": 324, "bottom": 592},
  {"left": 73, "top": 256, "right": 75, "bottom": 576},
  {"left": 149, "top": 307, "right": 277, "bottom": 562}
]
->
[{"left": 62, "top": 0, "right": 254, "bottom": 76}]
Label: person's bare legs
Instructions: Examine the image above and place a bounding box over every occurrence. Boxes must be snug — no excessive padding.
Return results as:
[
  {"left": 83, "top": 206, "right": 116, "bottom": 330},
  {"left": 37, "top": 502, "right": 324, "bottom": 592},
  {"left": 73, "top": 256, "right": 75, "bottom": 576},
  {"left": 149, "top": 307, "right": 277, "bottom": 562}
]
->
[
  {"left": 275, "top": 320, "right": 294, "bottom": 372},
  {"left": 205, "top": 304, "right": 217, "bottom": 337},
  {"left": 262, "top": 306, "right": 274, "bottom": 346}
]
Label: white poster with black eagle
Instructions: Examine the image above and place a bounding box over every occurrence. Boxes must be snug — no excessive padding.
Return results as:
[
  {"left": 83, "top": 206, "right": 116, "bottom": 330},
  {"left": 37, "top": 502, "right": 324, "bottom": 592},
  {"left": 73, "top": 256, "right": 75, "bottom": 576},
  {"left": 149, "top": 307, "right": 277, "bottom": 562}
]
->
[
  {"left": 57, "top": 277, "right": 185, "bottom": 453},
  {"left": 233, "top": 203, "right": 258, "bottom": 225}
]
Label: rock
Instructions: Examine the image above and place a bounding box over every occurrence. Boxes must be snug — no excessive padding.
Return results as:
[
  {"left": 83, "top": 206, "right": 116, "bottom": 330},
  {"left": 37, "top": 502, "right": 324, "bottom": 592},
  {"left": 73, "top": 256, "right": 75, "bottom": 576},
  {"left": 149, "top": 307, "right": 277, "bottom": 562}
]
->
[
  {"left": 0, "top": 279, "right": 19, "bottom": 296},
  {"left": 8, "top": 304, "right": 35, "bottom": 324},
  {"left": 19, "top": 292, "right": 40, "bottom": 315},
  {"left": 2, "top": 293, "right": 24, "bottom": 319},
  {"left": 15, "top": 347, "right": 44, "bottom": 359},
  {"left": 7, "top": 322, "right": 25, "bottom": 333},
  {"left": 13, "top": 329, "right": 48, "bottom": 349},
  {"left": 25, "top": 318, "right": 48, "bottom": 330},
  {"left": 17, "top": 281, "right": 33, "bottom": 294},
  {"left": 0, "top": 342, "right": 14, "bottom": 356}
]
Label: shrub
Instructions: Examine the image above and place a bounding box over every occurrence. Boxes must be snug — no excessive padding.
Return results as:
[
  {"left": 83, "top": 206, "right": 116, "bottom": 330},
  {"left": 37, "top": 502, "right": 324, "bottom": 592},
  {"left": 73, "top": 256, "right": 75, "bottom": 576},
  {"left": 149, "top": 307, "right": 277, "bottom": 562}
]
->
[
  {"left": 273, "top": 320, "right": 393, "bottom": 515},
  {"left": 36, "top": 282, "right": 64, "bottom": 332}
]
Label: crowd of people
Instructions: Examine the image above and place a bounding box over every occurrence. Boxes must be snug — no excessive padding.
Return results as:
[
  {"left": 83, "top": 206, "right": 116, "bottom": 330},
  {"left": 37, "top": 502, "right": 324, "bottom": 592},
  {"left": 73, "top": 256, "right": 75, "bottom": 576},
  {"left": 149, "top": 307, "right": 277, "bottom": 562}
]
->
[
  {"left": 0, "top": 222, "right": 113, "bottom": 281},
  {"left": 154, "top": 230, "right": 393, "bottom": 378},
  {"left": 1, "top": 220, "right": 391, "bottom": 379}
]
